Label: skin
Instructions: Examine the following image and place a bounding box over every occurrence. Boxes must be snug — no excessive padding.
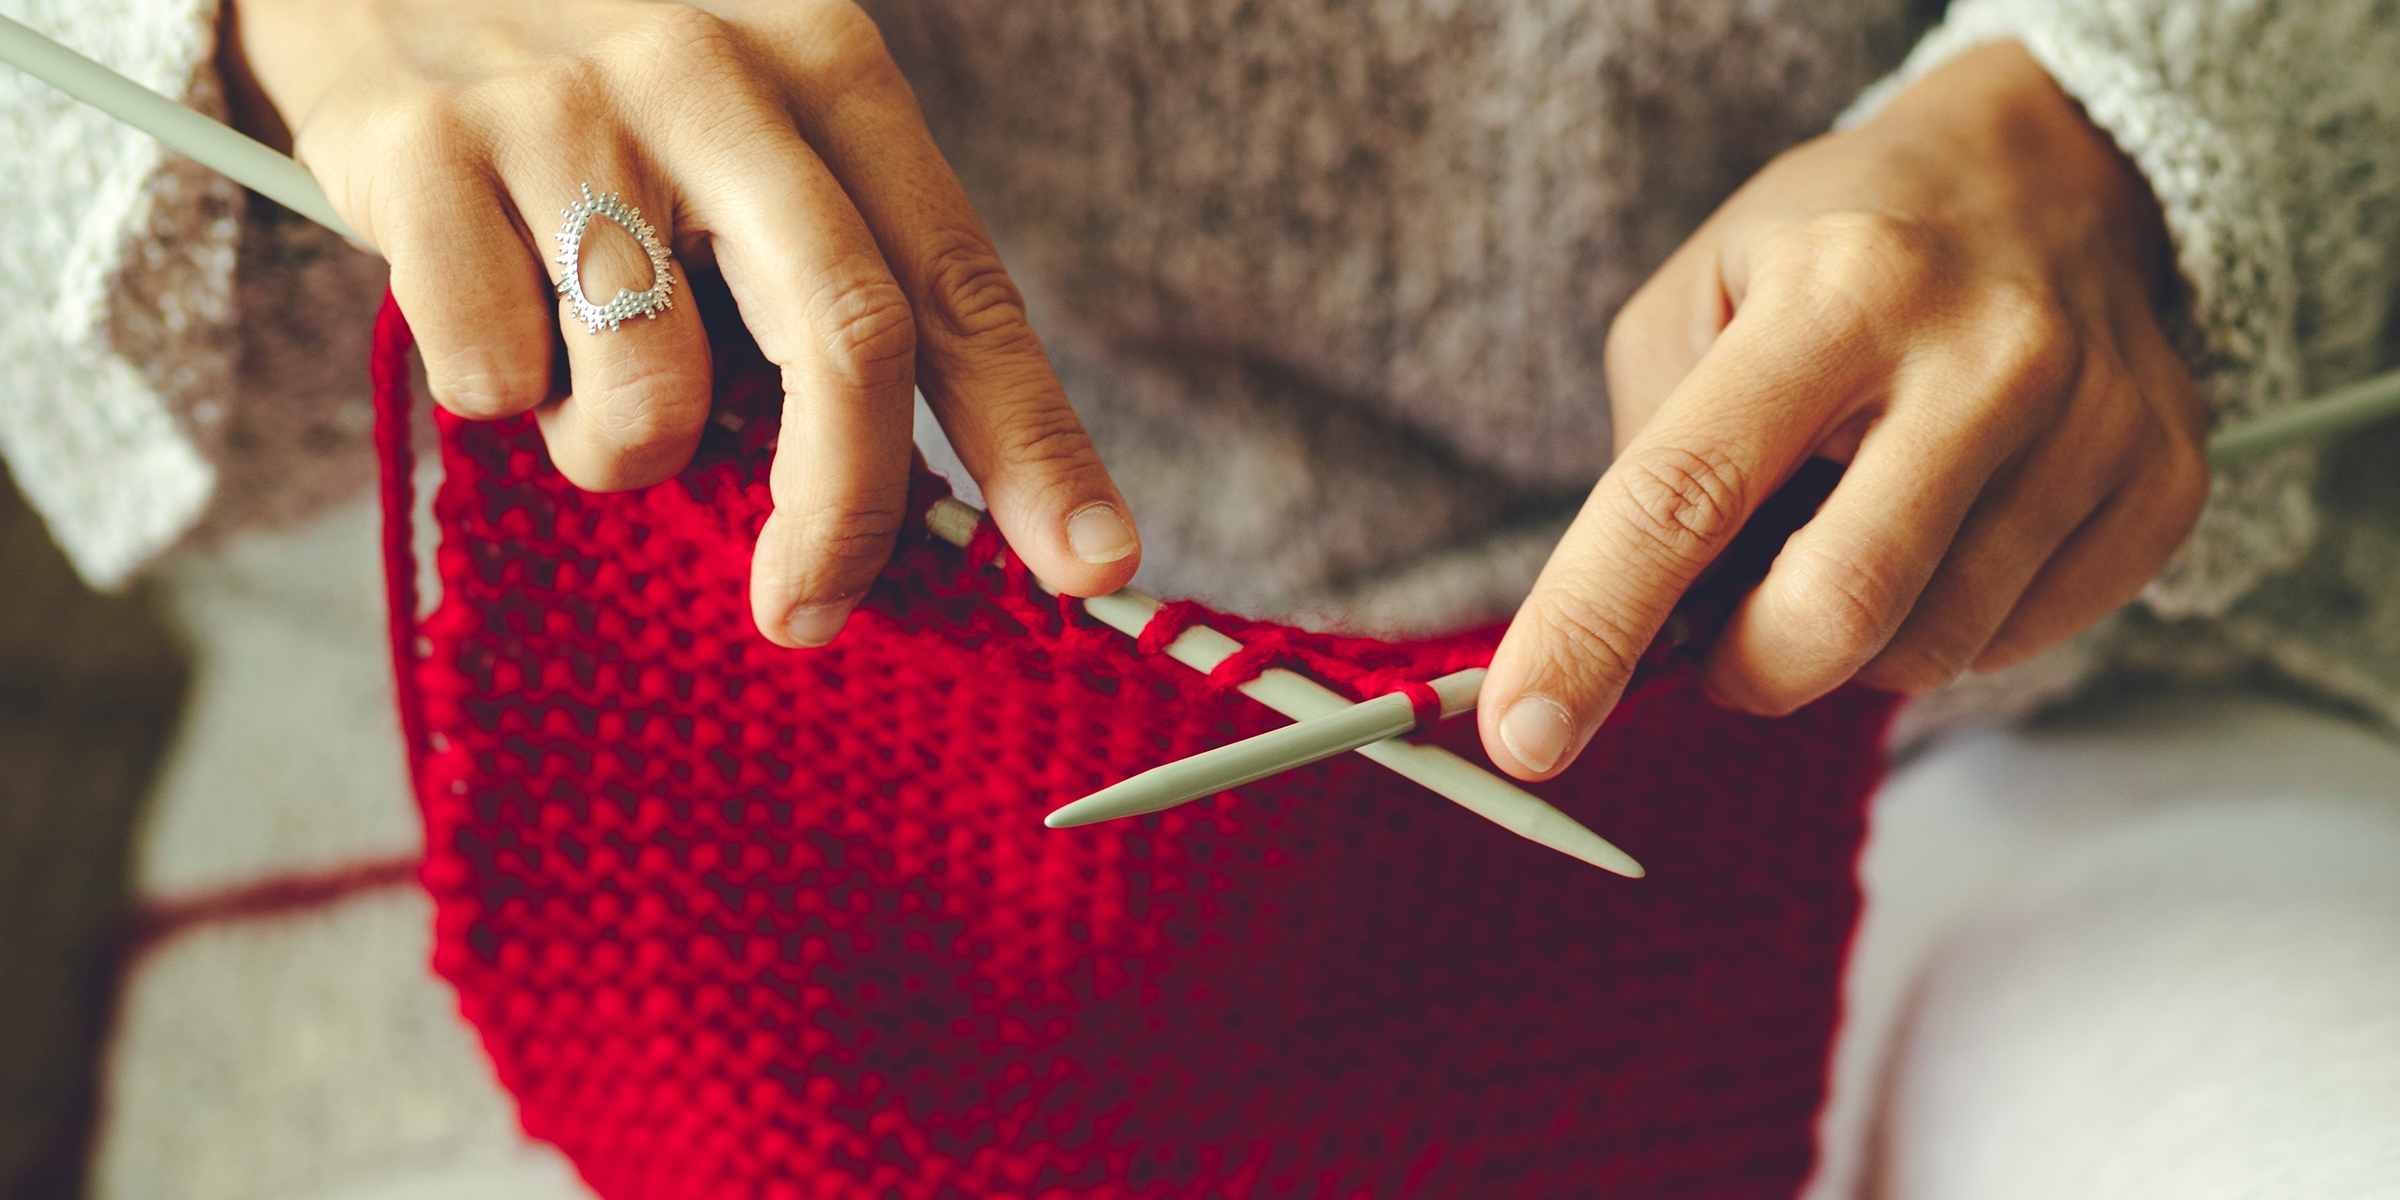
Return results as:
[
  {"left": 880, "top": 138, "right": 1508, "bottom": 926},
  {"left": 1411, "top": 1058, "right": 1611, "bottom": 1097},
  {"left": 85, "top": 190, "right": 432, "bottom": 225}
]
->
[
  {"left": 226, "top": 9, "right": 2206, "bottom": 782},
  {"left": 222, "top": 0, "right": 1145, "bottom": 650},
  {"left": 1479, "top": 42, "right": 2208, "bottom": 781}
]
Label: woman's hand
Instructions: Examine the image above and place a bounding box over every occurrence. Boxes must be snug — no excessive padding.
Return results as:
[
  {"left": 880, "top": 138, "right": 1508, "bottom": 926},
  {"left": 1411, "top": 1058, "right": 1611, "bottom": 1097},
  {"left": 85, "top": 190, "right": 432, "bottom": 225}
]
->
[
  {"left": 1480, "top": 42, "right": 2209, "bottom": 780},
  {"left": 221, "top": 0, "right": 1141, "bottom": 646}
]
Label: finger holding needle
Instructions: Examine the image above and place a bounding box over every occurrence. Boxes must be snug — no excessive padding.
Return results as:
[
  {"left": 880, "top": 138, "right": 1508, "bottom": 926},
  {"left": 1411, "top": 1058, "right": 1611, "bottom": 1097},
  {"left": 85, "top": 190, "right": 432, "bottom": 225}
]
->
[{"left": 926, "top": 499, "right": 1645, "bottom": 878}]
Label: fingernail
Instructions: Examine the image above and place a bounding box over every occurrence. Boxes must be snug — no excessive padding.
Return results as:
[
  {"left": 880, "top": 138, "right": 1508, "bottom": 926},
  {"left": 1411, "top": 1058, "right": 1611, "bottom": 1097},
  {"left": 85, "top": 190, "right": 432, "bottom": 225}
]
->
[
  {"left": 1066, "top": 502, "right": 1137, "bottom": 564},
  {"left": 1499, "top": 695, "right": 1576, "bottom": 774},
  {"left": 783, "top": 594, "right": 860, "bottom": 648}
]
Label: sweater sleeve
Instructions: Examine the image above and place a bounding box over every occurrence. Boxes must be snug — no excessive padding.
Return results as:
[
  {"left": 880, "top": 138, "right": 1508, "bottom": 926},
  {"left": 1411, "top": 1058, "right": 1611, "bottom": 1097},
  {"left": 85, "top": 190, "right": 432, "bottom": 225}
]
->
[
  {"left": 1845, "top": 0, "right": 2400, "bottom": 619},
  {"left": 0, "top": 0, "right": 243, "bottom": 588}
]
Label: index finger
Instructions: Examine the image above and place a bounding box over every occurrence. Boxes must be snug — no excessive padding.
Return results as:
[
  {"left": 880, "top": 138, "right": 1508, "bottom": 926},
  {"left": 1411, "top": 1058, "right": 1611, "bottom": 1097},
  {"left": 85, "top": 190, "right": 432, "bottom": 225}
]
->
[
  {"left": 775, "top": 17, "right": 1141, "bottom": 598},
  {"left": 1478, "top": 299, "right": 1874, "bottom": 780}
]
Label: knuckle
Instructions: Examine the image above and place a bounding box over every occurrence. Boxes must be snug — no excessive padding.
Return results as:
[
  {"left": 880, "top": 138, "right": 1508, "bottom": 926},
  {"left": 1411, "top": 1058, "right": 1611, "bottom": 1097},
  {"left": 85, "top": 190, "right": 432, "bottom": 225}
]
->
[
  {"left": 795, "top": 3, "right": 903, "bottom": 89},
  {"left": 2082, "top": 373, "right": 2156, "bottom": 451},
  {"left": 798, "top": 497, "right": 908, "bottom": 580},
  {"left": 1778, "top": 545, "right": 1906, "bottom": 667},
  {"left": 807, "top": 263, "right": 918, "bottom": 393},
  {"left": 2127, "top": 434, "right": 2211, "bottom": 562},
  {"left": 426, "top": 345, "right": 548, "bottom": 420},
  {"left": 517, "top": 53, "right": 610, "bottom": 111},
  {"left": 2156, "top": 435, "right": 2212, "bottom": 528},
  {"left": 1813, "top": 211, "right": 1937, "bottom": 278},
  {"left": 578, "top": 377, "right": 707, "bottom": 463},
  {"left": 365, "top": 90, "right": 481, "bottom": 178},
  {"left": 494, "top": 90, "right": 610, "bottom": 161},
  {"left": 375, "top": 88, "right": 467, "bottom": 142},
  {"left": 1605, "top": 443, "right": 1751, "bottom": 568},
  {"left": 1859, "top": 639, "right": 1970, "bottom": 697},
  {"left": 918, "top": 234, "right": 1036, "bottom": 348},
  {"left": 605, "top": 5, "right": 783, "bottom": 125},
  {"left": 626, "top": 4, "right": 746, "bottom": 73},
  {"left": 552, "top": 456, "right": 637, "bottom": 495},
  {"left": 1763, "top": 212, "right": 1939, "bottom": 342},
  {"left": 1978, "top": 287, "right": 2080, "bottom": 399},
  {"left": 1714, "top": 670, "right": 1805, "bottom": 717},
  {"left": 988, "top": 402, "right": 1098, "bottom": 476},
  {"left": 1715, "top": 676, "right": 1809, "bottom": 719},
  {"left": 551, "top": 443, "right": 679, "bottom": 494}
]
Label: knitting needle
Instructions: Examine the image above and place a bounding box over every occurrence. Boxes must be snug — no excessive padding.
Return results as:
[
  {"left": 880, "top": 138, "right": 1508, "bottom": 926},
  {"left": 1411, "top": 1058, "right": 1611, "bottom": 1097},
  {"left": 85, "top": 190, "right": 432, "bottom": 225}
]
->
[
  {"left": 2206, "top": 367, "right": 2400, "bottom": 464},
  {"left": 927, "top": 498, "right": 1646, "bottom": 878},
  {"left": 1044, "top": 667, "right": 1485, "bottom": 827},
  {"left": 0, "top": 14, "right": 355, "bottom": 239},
  {"left": 0, "top": 20, "right": 1636, "bottom": 876},
  {"left": 5, "top": 16, "right": 2392, "bottom": 466},
  {"left": 20, "top": 14, "right": 2400, "bottom": 873}
]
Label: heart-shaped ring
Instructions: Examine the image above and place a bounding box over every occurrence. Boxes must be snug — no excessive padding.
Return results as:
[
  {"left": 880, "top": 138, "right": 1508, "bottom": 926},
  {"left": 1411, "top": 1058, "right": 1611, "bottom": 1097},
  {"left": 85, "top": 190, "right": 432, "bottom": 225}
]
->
[{"left": 554, "top": 184, "right": 675, "bottom": 334}]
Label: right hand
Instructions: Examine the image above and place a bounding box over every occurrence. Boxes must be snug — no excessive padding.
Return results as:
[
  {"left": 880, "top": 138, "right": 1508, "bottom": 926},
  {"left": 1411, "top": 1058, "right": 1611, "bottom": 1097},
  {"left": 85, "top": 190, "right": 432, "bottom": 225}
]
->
[
  {"left": 222, "top": 0, "right": 1142, "bottom": 646},
  {"left": 1476, "top": 43, "right": 2206, "bottom": 782}
]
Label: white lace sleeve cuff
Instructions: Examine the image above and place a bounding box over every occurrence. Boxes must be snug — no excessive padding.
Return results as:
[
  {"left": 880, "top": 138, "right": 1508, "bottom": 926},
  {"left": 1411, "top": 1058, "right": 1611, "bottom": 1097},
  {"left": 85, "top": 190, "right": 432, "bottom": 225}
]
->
[
  {"left": 1845, "top": 0, "right": 2400, "bottom": 618},
  {"left": 0, "top": 0, "right": 243, "bottom": 587}
]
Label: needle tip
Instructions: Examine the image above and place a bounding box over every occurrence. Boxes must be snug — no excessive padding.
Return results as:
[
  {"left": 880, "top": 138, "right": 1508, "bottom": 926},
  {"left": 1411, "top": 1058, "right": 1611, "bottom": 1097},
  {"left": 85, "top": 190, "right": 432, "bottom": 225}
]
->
[
  {"left": 1534, "top": 822, "right": 1645, "bottom": 878},
  {"left": 1043, "top": 801, "right": 1103, "bottom": 829},
  {"left": 1568, "top": 837, "right": 1646, "bottom": 879}
]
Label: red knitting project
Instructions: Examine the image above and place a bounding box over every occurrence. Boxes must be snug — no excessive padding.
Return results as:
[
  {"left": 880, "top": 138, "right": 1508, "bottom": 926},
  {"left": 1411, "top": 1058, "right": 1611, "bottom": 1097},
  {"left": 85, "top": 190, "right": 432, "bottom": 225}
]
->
[{"left": 373, "top": 294, "right": 1899, "bottom": 1199}]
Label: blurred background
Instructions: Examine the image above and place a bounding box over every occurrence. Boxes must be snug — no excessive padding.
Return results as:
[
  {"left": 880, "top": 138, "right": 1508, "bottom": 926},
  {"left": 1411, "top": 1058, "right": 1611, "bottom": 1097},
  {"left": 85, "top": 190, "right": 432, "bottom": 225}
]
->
[{"left": 0, "top": 462, "right": 183, "bottom": 1200}]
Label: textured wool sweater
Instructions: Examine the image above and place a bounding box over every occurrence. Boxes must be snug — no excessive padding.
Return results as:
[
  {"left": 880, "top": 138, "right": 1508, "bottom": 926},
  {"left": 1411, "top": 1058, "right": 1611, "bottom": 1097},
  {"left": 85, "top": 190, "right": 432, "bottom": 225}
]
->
[{"left": 2, "top": 0, "right": 2397, "bottom": 726}]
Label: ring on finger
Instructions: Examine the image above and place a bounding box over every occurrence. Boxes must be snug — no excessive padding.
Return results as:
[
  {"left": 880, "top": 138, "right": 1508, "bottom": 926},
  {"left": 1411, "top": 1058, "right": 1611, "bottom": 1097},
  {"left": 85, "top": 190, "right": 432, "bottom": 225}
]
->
[{"left": 554, "top": 183, "right": 675, "bottom": 333}]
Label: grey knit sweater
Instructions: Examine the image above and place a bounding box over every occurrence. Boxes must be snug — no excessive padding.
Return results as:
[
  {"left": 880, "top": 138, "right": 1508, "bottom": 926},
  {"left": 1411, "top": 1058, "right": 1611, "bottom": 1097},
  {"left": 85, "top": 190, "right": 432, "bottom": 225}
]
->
[{"left": 2, "top": 0, "right": 2397, "bottom": 727}]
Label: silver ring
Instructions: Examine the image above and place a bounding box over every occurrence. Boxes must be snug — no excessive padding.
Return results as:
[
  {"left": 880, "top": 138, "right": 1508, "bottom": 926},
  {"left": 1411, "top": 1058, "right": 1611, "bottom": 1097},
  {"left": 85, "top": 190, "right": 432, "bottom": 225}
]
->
[{"left": 554, "top": 183, "right": 675, "bottom": 333}]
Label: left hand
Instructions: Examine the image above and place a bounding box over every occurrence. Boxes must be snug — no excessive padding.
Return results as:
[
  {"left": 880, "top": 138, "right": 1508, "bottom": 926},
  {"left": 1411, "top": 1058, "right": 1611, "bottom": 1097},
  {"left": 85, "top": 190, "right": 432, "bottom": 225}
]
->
[
  {"left": 1478, "top": 42, "right": 2210, "bottom": 780},
  {"left": 220, "top": 0, "right": 1144, "bottom": 652}
]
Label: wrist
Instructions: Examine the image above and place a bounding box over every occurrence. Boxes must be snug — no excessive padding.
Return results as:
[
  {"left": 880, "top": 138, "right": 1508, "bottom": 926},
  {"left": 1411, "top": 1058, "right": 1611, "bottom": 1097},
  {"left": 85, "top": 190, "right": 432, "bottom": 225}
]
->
[{"left": 1873, "top": 41, "right": 2175, "bottom": 308}]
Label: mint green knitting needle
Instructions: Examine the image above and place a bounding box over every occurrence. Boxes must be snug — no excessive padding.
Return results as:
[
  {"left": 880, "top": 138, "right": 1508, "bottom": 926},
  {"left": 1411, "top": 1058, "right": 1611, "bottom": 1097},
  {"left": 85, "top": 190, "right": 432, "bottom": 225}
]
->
[
  {"left": 0, "top": 20, "right": 1639, "bottom": 877},
  {"left": 0, "top": 13, "right": 354, "bottom": 239},
  {"left": 6, "top": 14, "right": 2393, "bottom": 464},
  {"left": 15, "top": 10, "right": 2400, "bottom": 877},
  {"left": 1028, "top": 363, "right": 2400, "bottom": 844},
  {"left": 929, "top": 499, "right": 1646, "bottom": 877},
  {"left": 1046, "top": 667, "right": 1485, "bottom": 828},
  {"left": 2207, "top": 368, "right": 2400, "bottom": 465}
]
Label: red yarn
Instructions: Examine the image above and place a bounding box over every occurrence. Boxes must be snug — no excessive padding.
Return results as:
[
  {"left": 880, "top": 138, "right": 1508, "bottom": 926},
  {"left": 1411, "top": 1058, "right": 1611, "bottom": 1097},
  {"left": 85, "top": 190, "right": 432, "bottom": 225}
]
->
[
  {"left": 1134, "top": 603, "right": 1208, "bottom": 657},
  {"left": 374, "top": 293, "right": 1898, "bottom": 1199},
  {"left": 1388, "top": 681, "right": 1444, "bottom": 733}
]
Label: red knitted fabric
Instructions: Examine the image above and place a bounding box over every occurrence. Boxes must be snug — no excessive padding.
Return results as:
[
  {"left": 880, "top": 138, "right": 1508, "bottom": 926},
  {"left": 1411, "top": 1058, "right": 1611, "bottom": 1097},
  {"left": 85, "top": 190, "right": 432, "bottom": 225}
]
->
[{"left": 372, "top": 294, "right": 1899, "bottom": 1200}]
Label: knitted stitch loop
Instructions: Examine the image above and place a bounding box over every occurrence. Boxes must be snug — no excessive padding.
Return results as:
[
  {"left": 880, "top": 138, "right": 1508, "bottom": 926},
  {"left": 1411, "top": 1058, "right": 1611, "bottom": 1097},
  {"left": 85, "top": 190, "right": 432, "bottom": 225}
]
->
[
  {"left": 1389, "top": 680, "right": 1444, "bottom": 733},
  {"left": 373, "top": 293, "right": 1900, "bottom": 1199}
]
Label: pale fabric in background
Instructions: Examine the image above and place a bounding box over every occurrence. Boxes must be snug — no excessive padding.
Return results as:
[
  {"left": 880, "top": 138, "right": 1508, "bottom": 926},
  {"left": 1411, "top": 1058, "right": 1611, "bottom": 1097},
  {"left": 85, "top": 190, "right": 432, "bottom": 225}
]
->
[
  {"left": 1812, "top": 694, "right": 2400, "bottom": 1200},
  {"left": 7, "top": 0, "right": 2400, "bottom": 722},
  {"left": 88, "top": 485, "right": 596, "bottom": 1200},
  {"left": 0, "top": 463, "right": 182, "bottom": 1196},
  {"left": 1, "top": 0, "right": 2397, "bottom": 1195},
  {"left": 77, "top": 444, "right": 2400, "bottom": 1200}
]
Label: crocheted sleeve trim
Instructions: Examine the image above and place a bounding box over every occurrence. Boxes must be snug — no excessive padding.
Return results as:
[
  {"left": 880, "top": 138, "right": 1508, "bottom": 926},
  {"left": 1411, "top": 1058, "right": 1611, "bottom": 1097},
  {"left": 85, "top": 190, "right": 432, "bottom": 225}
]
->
[
  {"left": 0, "top": 0, "right": 241, "bottom": 588},
  {"left": 1843, "top": 0, "right": 2400, "bottom": 619}
]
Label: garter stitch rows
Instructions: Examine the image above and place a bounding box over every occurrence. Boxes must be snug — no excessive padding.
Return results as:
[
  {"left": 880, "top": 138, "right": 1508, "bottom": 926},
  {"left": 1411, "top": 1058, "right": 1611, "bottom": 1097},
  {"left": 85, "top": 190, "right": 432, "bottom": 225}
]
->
[{"left": 371, "top": 294, "right": 1900, "bottom": 1200}]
